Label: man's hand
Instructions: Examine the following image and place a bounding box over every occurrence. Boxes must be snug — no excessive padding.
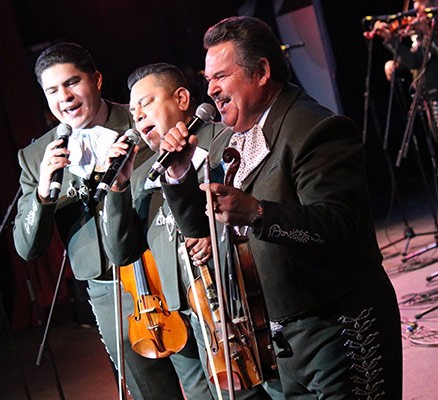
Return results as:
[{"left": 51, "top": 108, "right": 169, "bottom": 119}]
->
[
  {"left": 106, "top": 134, "right": 139, "bottom": 192},
  {"left": 160, "top": 121, "right": 198, "bottom": 179},
  {"left": 185, "top": 237, "right": 212, "bottom": 266},
  {"left": 199, "top": 182, "right": 259, "bottom": 227},
  {"left": 372, "top": 21, "right": 392, "bottom": 40},
  {"left": 38, "top": 139, "right": 71, "bottom": 203}
]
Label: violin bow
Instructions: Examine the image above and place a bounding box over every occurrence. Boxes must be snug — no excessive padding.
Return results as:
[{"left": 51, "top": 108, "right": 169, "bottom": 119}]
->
[
  {"left": 204, "top": 156, "right": 236, "bottom": 399},
  {"left": 178, "top": 240, "right": 224, "bottom": 400}
]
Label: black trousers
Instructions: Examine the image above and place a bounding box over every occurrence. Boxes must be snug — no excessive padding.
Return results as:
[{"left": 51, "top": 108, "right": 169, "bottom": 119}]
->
[{"left": 272, "top": 271, "right": 402, "bottom": 399}]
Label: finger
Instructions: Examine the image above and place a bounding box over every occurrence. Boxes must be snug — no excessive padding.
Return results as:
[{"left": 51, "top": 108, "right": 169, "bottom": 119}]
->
[
  {"left": 116, "top": 134, "right": 128, "bottom": 143},
  {"left": 192, "top": 251, "right": 205, "bottom": 260},
  {"left": 191, "top": 251, "right": 210, "bottom": 265},
  {"left": 50, "top": 146, "right": 70, "bottom": 158},
  {"left": 199, "top": 182, "right": 231, "bottom": 196},
  {"left": 107, "top": 148, "right": 124, "bottom": 158},
  {"left": 187, "top": 135, "right": 199, "bottom": 147},
  {"left": 162, "top": 132, "right": 184, "bottom": 152},
  {"left": 50, "top": 138, "right": 65, "bottom": 149},
  {"left": 175, "top": 121, "right": 190, "bottom": 138},
  {"left": 185, "top": 237, "right": 197, "bottom": 250},
  {"left": 210, "top": 183, "right": 232, "bottom": 196},
  {"left": 45, "top": 157, "right": 69, "bottom": 172}
]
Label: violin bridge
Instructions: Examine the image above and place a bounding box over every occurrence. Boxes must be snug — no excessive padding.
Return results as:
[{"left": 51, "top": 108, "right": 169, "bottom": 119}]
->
[{"left": 140, "top": 307, "right": 157, "bottom": 313}]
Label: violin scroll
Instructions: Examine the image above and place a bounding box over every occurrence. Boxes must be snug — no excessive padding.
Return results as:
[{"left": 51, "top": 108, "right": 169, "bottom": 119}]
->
[{"left": 222, "top": 147, "right": 241, "bottom": 187}]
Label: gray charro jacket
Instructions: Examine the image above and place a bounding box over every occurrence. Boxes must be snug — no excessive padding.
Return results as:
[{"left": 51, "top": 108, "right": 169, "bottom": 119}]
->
[{"left": 13, "top": 101, "right": 153, "bottom": 280}]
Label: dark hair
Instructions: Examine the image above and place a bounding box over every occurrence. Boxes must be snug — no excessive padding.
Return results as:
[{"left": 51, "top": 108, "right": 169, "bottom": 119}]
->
[
  {"left": 34, "top": 43, "right": 97, "bottom": 86},
  {"left": 203, "top": 16, "right": 291, "bottom": 84},
  {"left": 127, "top": 63, "right": 190, "bottom": 91}
]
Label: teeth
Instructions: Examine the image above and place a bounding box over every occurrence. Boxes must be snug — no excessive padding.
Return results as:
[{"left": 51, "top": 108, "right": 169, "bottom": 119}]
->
[{"left": 66, "top": 105, "right": 79, "bottom": 112}]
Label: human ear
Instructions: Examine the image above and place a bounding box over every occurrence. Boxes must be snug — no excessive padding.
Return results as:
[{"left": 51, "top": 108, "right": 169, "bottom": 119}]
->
[
  {"left": 257, "top": 58, "right": 271, "bottom": 85},
  {"left": 93, "top": 71, "right": 103, "bottom": 91},
  {"left": 174, "top": 87, "right": 191, "bottom": 111}
]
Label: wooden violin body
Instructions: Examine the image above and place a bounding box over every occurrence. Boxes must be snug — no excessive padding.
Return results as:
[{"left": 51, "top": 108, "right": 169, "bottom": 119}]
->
[
  {"left": 229, "top": 235, "right": 279, "bottom": 384},
  {"left": 187, "top": 265, "right": 263, "bottom": 390},
  {"left": 186, "top": 147, "right": 278, "bottom": 391},
  {"left": 120, "top": 249, "right": 188, "bottom": 358},
  {"left": 222, "top": 147, "right": 278, "bottom": 384}
]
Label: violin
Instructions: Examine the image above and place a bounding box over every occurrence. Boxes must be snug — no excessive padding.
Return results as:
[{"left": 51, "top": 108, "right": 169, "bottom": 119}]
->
[
  {"left": 186, "top": 262, "right": 261, "bottom": 390},
  {"left": 363, "top": 15, "right": 417, "bottom": 40},
  {"left": 363, "top": 6, "right": 436, "bottom": 40},
  {"left": 221, "top": 147, "right": 278, "bottom": 384},
  {"left": 120, "top": 249, "right": 188, "bottom": 358},
  {"left": 185, "top": 150, "right": 278, "bottom": 395}
]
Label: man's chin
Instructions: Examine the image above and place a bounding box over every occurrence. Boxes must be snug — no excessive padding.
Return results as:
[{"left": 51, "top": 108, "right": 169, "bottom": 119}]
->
[
  {"left": 61, "top": 117, "right": 89, "bottom": 130},
  {"left": 145, "top": 140, "right": 160, "bottom": 153}
]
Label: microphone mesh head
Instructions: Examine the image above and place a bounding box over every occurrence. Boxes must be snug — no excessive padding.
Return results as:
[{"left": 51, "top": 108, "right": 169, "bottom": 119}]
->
[
  {"left": 195, "top": 103, "right": 216, "bottom": 123},
  {"left": 125, "top": 129, "right": 141, "bottom": 144},
  {"left": 56, "top": 123, "right": 73, "bottom": 138}
]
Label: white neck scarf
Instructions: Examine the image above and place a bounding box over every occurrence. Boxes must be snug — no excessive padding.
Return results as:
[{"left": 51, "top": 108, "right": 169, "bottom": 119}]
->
[
  {"left": 227, "top": 124, "right": 270, "bottom": 189},
  {"left": 68, "top": 126, "right": 118, "bottom": 179}
]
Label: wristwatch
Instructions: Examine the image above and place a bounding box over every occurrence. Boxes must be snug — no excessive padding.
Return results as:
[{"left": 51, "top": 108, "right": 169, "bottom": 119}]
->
[{"left": 249, "top": 200, "right": 264, "bottom": 233}]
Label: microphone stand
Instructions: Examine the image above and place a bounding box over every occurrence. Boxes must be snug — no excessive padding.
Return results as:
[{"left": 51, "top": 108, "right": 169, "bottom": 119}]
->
[
  {"left": 383, "top": 38, "right": 401, "bottom": 150},
  {"left": 362, "top": 34, "right": 429, "bottom": 257},
  {"left": 379, "top": 69, "right": 437, "bottom": 256},
  {"left": 2, "top": 187, "right": 66, "bottom": 399},
  {"left": 395, "top": 15, "right": 436, "bottom": 167},
  {"left": 35, "top": 250, "right": 67, "bottom": 400},
  {"left": 397, "top": 17, "right": 438, "bottom": 265},
  {"left": 112, "top": 264, "right": 128, "bottom": 400},
  {"left": 0, "top": 186, "right": 32, "bottom": 399},
  {"left": 362, "top": 38, "right": 373, "bottom": 144},
  {"left": 370, "top": 93, "right": 424, "bottom": 257}
]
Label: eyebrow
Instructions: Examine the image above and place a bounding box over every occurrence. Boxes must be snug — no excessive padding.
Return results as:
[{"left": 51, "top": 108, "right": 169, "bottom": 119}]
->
[
  {"left": 137, "top": 94, "right": 150, "bottom": 104},
  {"left": 44, "top": 75, "right": 81, "bottom": 93},
  {"left": 204, "top": 69, "right": 227, "bottom": 82},
  {"left": 129, "top": 94, "right": 150, "bottom": 112}
]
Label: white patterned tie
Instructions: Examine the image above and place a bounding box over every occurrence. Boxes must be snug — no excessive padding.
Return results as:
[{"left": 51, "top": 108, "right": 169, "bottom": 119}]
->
[{"left": 227, "top": 124, "right": 270, "bottom": 189}]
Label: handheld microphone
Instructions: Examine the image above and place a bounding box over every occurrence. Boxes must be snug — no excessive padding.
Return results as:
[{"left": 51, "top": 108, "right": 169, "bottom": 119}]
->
[
  {"left": 147, "top": 103, "right": 216, "bottom": 181},
  {"left": 94, "top": 129, "right": 141, "bottom": 202},
  {"left": 49, "top": 123, "right": 73, "bottom": 203}
]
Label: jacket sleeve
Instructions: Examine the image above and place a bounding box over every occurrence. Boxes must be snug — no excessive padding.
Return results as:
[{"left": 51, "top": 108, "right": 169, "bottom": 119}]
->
[
  {"left": 161, "top": 166, "right": 210, "bottom": 239},
  {"left": 13, "top": 148, "right": 57, "bottom": 260},
  {"left": 101, "top": 186, "right": 148, "bottom": 266}
]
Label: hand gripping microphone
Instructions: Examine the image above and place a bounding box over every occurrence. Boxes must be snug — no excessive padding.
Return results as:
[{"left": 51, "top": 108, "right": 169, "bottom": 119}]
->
[
  {"left": 49, "top": 123, "right": 73, "bottom": 202},
  {"left": 94, "top": 129, "right": 141, "bottom": 202},
  {"left": 147, "top": 103, "right": 216, "bottom": 181}
]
